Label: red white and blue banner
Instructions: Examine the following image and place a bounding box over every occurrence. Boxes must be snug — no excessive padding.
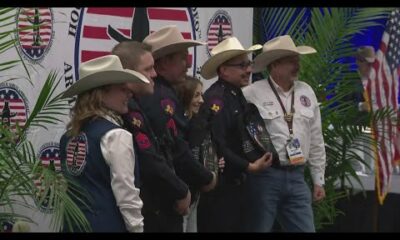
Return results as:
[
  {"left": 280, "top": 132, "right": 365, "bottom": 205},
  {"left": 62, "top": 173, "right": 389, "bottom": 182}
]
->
[{"left": 0, "top": 7, "right": 254, "bottom": 232}]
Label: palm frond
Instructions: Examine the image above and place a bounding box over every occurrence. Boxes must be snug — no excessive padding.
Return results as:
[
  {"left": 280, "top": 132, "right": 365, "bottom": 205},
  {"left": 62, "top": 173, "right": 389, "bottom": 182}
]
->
[{"left": 0, "top": 7, "right": 90, "bottom": 232}]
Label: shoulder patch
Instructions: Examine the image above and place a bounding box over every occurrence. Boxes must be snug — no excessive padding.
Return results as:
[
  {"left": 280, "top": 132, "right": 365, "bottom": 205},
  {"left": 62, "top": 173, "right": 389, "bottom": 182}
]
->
[
  {"left": 209, "top": 97, "right": 224, "bottom": 114},
  {"left": 161, "top": 98, "right": 176, "bottom": 116},
  {"left": 65, "top": 133, "right": 88, "bottom": 176},
  {"left": 300, "top": 95, "right": 311, "bottom": 107},
  {"left": 127, "top": 111, "right": 144, "bottom": 130},
  {"left": 135, "top": 132, "right": 151, "bottom": 150}
]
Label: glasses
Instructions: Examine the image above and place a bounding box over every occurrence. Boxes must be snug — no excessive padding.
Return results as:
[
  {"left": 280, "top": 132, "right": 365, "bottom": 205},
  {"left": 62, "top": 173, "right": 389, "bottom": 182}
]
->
[{"left": 224, "top": 61, "right": 254, "bottom": 69}]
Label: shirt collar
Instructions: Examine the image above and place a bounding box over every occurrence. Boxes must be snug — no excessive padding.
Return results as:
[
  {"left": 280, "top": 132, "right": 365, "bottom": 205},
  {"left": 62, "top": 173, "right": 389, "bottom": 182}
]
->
[
  {"left": 269, "top": 76, "right": 295, "bottom": 96},
  {"left": 103, "top": 111, "right": 124, "bottom": 127},
  {"left": 217, "top": 78, "right": 242, "bottom": 95}
]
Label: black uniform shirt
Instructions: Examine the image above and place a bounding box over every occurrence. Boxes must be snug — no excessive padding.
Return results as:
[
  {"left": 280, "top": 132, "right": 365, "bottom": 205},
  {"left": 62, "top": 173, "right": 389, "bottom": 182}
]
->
[
  {"left": 202, "top": 79, "right": 250, "bottom": 181},
  {"left": 122, "top": 98, "right": 189, "bottom": 212},
  {"left": 138, "top": 76, "right": 213, "bottom": 190}
]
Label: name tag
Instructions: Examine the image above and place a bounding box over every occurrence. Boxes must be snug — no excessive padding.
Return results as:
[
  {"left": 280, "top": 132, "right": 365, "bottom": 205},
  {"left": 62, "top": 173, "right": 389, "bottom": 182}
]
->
[{"left": 286, "top": 137, "right": 305, "bottom": 165}]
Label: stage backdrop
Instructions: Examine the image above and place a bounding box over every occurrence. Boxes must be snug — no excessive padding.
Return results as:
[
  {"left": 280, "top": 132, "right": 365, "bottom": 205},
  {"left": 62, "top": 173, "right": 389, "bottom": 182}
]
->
[{"left": 0, "top": 7, "right": 254, "bottom": 232}]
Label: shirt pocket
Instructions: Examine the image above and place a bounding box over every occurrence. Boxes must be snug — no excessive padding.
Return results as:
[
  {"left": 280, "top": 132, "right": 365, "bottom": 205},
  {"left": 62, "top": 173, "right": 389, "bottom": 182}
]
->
[
  {"left": 299, "top": 108, "right": 314, "bottom": 119},
  {"left": 297, "top": 108, "right": 314, "bottom": 128},
  {"left": 259, "top": 106, "right": 282, "bottom": 121}
]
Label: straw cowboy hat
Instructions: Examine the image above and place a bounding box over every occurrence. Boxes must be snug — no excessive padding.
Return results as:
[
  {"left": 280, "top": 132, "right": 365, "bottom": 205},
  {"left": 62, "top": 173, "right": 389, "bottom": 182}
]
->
[
  {"left": 356, "top": 46, "right": 375, "bottom": 63},
  {"left": 200, "top": 36, "right": 262, "bottom": 80},
  {"left": 143, "top": 25, "right": 206, "bottom": 60},
  {"left": 252, "top": 35, "right": 317, "bottom": 73},
  {"left": 62, "top": 55, "right": 149, "bottom": 98}
]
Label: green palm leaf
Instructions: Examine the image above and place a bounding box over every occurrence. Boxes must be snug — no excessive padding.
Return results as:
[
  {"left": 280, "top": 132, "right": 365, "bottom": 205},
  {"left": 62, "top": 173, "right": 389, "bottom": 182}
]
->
[{"left": 0, "top": 7, "right": 90, "bottom": 232}]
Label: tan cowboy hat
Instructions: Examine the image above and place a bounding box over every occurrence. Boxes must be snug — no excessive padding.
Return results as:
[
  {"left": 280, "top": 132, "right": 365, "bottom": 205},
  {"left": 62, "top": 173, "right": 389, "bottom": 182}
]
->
[
  {"left": 62, "top": 55, "right": 149, "bottom": 98},
  {"left": 252, "top": 35, "right": 317, "bottom": 73},
  {"left": 356, "top": 46, "right": 375, "bottom": 63},
  {"left": 200, "top": 36, "right": 262, "bottom": 80},
  {"left": 143, "top": 25, "right": 206, "bottom": 60}
]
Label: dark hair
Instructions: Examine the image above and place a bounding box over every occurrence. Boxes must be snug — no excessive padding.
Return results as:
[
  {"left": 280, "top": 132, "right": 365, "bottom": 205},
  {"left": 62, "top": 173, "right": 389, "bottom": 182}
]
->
[
  {"left": 111, "top": 41, "right": 152, "bottom": 69},
  {"left": 176, "top": 75, "right": 203, "bottom": 116}
]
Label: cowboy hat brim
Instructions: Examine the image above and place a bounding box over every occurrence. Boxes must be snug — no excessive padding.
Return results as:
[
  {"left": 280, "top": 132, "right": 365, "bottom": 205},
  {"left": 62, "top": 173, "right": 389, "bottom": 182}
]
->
[
  {"left": 201, "top": 44, "right": 262, "bottom": 80},
  {"left": 252, "top": 46, "right": 316, "bottom": 73},
  {"left": 153, "top": 40, "right": 206, "bottom": 60},
  {"left": 62, "top": 69, "right": 149, "bottom": 98}
]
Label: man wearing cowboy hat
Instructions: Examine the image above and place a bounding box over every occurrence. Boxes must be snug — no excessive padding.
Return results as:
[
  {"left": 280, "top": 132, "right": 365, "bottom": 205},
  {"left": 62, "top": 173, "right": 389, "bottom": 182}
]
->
[
  {"left": 197, "top": 36, "right": 273, "bottom": 232},
  {"left": 138, "top": 25, "right": 217, "bottom": 232},
  {"left": 243, "top": 35, "right": 326, "bottom": 232},
  {"left": 112, "top": 41, "right": 194, "bottom": 232},
  {"left": 60, "top": 55, "right": 150, "bottom": 232}
]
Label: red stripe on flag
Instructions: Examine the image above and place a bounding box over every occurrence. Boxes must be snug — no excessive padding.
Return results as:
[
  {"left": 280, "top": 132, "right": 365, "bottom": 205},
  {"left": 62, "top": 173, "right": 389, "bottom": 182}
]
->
[
  {"left": 81, "top": 50, "right": 111, "bottom": 63},
  {"left": 148, "top": 8, "right": 188, "bottom": 21},
  {"left": 149, "top": 30, "right": 191, "bottom": 40},
  {"left": 87, "top": 8, "right": 133, "bottom": 18}
]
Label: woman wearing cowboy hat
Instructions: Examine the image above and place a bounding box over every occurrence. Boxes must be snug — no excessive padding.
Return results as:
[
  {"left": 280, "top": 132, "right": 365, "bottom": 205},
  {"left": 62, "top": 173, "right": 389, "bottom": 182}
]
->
[
  {"left": 243, "top": 35, "right": 326, "bottom": 232},
  {"left": 197, "top": 36, "right": 273, "bottom": 232},
  {"left": 60, "top": 55, "right": 150, "bottom": 232}
]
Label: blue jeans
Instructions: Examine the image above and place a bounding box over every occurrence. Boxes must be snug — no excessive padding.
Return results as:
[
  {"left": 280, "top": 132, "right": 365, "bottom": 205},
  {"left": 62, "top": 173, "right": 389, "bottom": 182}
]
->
[{"left": 245, "top": 166, "right": 315, "bottom": 232}]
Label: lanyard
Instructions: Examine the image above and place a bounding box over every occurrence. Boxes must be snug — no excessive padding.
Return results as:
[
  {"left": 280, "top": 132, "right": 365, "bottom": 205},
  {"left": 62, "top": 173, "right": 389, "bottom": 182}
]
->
[{"left": 267, "top": 78, "right": 295, "bottom": 136}]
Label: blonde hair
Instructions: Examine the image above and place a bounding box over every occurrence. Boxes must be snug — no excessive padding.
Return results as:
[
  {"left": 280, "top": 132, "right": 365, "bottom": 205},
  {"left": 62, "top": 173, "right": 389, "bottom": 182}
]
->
[{"left": 66, "top": 86, "right": 112, "bottom": 136}]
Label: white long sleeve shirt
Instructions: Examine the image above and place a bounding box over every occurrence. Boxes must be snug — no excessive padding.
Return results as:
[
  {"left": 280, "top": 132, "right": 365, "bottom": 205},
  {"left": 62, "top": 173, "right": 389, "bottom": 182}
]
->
[
  {"left": 100, "top": 115, "right": 144, "bottom": 232},
  {"left": 243, "top": 78, "right": 326, "bottom": 186}
]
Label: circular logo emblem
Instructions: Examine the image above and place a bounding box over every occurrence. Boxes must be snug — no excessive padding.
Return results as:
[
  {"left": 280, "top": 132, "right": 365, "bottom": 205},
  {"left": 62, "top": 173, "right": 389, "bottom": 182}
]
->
[
  {"left": 300, "top": 95, "right": 311, "bottom": 107},
  {"left": 0, "top": 83, "right": 30, "bottom": 139},
  {"left": 71, "top": 8, "right": 199, "bottom": 80},
  {"left": 15, "top": 8, "right": 54, "bottom": 63},
  {"left": 206, "top": 10, "right": 233, "bottom": 56},
  {"left": 33, "top": 142, "right": 61, "bottom": 213}
]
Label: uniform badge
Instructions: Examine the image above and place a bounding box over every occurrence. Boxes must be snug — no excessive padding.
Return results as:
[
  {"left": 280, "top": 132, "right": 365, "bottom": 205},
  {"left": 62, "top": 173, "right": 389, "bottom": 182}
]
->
[
  {"left": 161, "top": 98, "right": 175, "bottom": 116},
  {"left": 300, "top": 95, "right": 311, "bottom": 107},
  {"left": 128, "top": 111, "right": 144, "bottom": 129},
  {"left": 209, "top": 98, "right": 224, "bottom": 114},
  {"left": 135, "top": 132, "right": 151, "bottom": 150},
  {"left": 65, "top": 133, "right": 88, "bottom": 176}
]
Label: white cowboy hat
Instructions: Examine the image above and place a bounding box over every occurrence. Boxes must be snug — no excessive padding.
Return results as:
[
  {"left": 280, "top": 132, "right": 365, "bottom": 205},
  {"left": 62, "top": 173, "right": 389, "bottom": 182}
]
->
[
  {"left": 143, "top": 25, "right": 206, "bottom": 60},
  {"left": 62, "top": 55, "right": 149, "bottom": 98},
  {"left": 252, "top": 35, "right": 317, "bottom": 73},
  {"left": 356, "top": 46, "right": 375, "bottom": 63},
  {"left": 200, "top": 36, "right": 262, "bottom": 80}
]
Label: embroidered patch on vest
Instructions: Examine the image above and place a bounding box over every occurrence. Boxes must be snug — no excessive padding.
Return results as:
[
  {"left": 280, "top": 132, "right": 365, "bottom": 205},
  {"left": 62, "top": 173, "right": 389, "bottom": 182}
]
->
[
  {"left": 161, "top": 98, "right": 175, "bottom": 116},
  {"left": 135, "top": 132, "right": 151, "bottom": 150},
  {"left": 209, "top": 97, "right": 224, "bottom": 114},
  {"left": 65, "top": 133, "right": 88, "bottom": 176},
  {"left": 300, "top": 95, "right": 311, "bottom": 107}
]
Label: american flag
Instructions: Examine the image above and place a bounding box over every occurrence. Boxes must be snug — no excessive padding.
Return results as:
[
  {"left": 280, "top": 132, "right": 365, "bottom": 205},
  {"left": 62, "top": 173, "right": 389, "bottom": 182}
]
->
[
  {"left": 0, "top": 87, "right": 28, "bottom": 130},
  {"left": 366, "top": 9, "right": 400, "bottom": 205}
]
